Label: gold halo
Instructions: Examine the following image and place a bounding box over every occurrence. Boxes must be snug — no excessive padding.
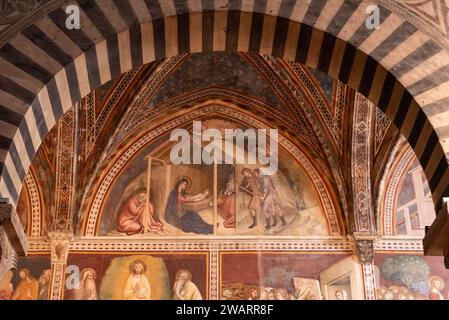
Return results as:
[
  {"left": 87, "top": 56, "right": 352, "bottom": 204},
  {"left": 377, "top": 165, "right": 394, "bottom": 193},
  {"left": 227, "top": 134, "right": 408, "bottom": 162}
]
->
[
  {"left": 81, "top": 267, "right": 97, "bottom": 279},
  {"left": 429, "top": 275, "right": 445, "bottom": 290},
  {"left": 175, "top": 175, "right": 192, "bottom": 189}
]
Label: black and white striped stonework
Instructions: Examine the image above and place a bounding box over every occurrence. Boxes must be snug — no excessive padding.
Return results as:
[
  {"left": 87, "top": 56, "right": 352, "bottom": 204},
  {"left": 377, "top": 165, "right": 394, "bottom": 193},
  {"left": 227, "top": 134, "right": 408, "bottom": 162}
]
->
[{"left": 1, "top": 0, "right": 449, "bottom": 210}]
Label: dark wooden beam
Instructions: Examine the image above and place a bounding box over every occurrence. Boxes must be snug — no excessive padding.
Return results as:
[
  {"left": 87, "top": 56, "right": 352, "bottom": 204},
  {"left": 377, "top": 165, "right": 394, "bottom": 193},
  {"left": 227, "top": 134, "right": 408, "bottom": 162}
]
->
[{"left": 423, "top": 200, "right": 449, "bottom": 263}]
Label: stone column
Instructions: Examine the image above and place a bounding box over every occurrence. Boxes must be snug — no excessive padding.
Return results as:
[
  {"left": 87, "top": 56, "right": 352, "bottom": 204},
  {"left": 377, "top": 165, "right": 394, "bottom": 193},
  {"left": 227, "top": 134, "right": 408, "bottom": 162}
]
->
[
  {"left": 0, "top": 199, "right": 28, "bottom": 255},
  {"left": 0, "top": 226, "right": 17, "bottom": 279},
  {"left": 0, "top": 199, "right": 28, "bottom": 279},
  {"left": 47, "top": 231, "right": 73, "bottom": 300},
  {"left": 350, "top": 234, "right": 378, "bottom": 300},
  {"left": 349, "top": 93, "right": 379, "bottom": 300}
]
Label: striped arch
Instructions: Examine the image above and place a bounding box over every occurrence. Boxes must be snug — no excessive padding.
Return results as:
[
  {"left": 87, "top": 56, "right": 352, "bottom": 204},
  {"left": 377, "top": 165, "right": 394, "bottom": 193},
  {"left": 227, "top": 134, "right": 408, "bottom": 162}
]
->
[{"left": 2, "top": 0, "right": 449, "bottom": 214}]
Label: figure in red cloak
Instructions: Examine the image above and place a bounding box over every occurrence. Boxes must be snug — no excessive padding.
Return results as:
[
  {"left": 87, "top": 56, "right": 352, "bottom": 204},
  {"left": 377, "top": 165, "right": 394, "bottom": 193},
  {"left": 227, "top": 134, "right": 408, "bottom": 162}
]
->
[{"left": 117, "top": 191, "right": 164, "bottom": 235}]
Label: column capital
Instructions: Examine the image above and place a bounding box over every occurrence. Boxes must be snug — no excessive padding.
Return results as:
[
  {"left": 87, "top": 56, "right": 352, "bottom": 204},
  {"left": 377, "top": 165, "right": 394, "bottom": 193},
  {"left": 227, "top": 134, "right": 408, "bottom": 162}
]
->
[
  {"left": 348, "top": 233, "right": 379, "bottom": 264},
  {"left": 47, "top": 230, "right": 73, "bottom": 264}
]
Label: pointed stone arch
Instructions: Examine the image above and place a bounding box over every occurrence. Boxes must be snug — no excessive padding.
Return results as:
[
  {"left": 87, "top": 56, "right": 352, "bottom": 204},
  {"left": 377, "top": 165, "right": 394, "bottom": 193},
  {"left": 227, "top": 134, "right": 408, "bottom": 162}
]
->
[{"left": 1, "top": 1, "right": 449, "bottom": 219}]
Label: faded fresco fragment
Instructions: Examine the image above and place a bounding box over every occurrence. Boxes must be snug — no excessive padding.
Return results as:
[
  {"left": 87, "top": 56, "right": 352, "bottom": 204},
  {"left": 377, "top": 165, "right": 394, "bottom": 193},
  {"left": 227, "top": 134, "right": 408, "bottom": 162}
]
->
[
  {"left": 375, "top": 254, "right": 449, "bottom": 300},
  {"left": 220, "top": 253, "right": 365, "bottom": 300}
]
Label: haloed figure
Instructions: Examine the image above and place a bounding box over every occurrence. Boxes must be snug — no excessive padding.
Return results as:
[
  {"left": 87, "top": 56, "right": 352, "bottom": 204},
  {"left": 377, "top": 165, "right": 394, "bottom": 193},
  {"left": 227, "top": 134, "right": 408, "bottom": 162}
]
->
[
  {"left": 12, "top": 269, "right": 39, "bottom": 300},
  {"left": 172, "top": 269, "right": 202, "bottom": 300},
  {"left": 165, "top": 178, "right": 213, "bottom": 234},
  {"left": 124, "top": 260, "right": 151, "bottom": 300},
  {"left": 428, "top": 276, "right": 445, "bottom": 300},
  {"left": 72, "top": 268, "right": 99, "bottom": 300}
]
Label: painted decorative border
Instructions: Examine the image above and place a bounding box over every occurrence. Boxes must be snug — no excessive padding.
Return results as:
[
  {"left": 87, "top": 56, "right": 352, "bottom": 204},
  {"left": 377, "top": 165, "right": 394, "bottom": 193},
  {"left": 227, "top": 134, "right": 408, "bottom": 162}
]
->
[
  {"left": 374, "top": 238, "right": 423, "bottom": 251},
  {"left": 27, "top": 237, "right": 425, "bottom": 253},
  {"left": 209, "top": 248, "right": 219, "bottom": 300},
  {"left": 362, "top": 263, "right": 376, "bottom": 300},
  {"left": 25, "top": 170, "right": 42, "bottom": 238},
  {"left": 381, "top": 145, "right": 415, "bottom": 236},
  {"left": 352, "top": 93, "right": 374, "bottom": 232}
]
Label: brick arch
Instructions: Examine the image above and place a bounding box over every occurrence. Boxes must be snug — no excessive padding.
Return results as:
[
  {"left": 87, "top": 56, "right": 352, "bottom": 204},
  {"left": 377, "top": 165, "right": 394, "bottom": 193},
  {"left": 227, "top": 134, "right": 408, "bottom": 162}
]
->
[{"left": 1, "top": 1, "right": 449, "bottom": 216}]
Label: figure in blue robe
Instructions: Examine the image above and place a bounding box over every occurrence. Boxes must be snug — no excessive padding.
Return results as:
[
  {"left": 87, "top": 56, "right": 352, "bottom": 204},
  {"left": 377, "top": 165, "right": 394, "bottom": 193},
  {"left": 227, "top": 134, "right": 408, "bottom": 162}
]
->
[{"left": 165, "top": 178, "right": 213, "bottom": 234}]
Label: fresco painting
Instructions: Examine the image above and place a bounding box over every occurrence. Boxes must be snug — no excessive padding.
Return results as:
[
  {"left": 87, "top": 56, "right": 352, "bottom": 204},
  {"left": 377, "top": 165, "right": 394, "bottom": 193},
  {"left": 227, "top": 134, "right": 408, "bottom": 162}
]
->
[
  {"left": 101, "top": 119, "right": 328, "bottom": 238},
  {"left": 0, "top": 256, "right": 51, "bottom": 300},
  {"left": 5, "top": 120, "right": 443, "bottom": 301},
  {"left": 4, "top": 45, "right": 445, "bottom": 303},
  {"left": 375, "top": 254, "right": 449, "bottom": 300},
  {"left": 220, "top": 253, "right": 364, "bottom": 300},
  {"left": 64, "top": 253, "right": 207, "bottom": 300},
  {"left": 7, "top": 251, "right": 449, "bottom": 301},
  {"left": 394, "top": 159, "right": 435, "bottom": 236}
]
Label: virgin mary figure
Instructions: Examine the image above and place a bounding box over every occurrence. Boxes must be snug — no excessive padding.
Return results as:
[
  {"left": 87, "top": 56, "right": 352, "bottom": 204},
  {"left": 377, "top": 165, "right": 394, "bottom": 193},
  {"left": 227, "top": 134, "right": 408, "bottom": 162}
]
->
[{"left": 164, "top": 177, "right": 213, "bottom": 234}]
